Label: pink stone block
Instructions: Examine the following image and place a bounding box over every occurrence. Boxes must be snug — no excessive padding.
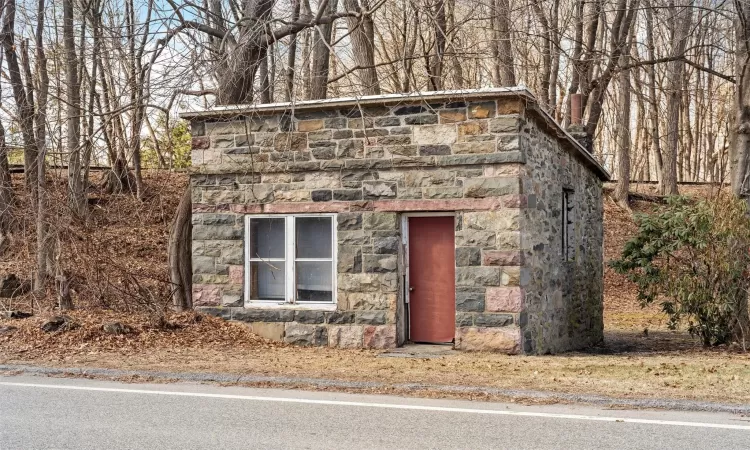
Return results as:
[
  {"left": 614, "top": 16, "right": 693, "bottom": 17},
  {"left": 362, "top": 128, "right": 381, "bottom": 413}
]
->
[
  {"left": 363, "top": 325, "right": 397, "bottom": 349},
  {"left": 192, "top": 284, "right": 221, "bottom": 306},
  {"left": 485, "top": 286, "right": 524, "bottom": 312},
  {"left": 191, "top": 136, "right": 210, "bottom": 149},
  {"left": 482, "top": 250, "right": 523, "bottom": 266},
  {"left": 372, "top": 198, "right": 503, "bottom": 212},
  {"left": 263, "top": 202, "right": 350, "bottom": 213},
  {"left": 228, "top": 265, "right": 244, "bottom": 284}
]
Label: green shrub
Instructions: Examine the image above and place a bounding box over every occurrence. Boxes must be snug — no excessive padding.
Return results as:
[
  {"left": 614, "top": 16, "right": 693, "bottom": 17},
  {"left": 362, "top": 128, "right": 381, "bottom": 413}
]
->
[{"left": 610, "top": 194, "right": 750, "bottom": 347}]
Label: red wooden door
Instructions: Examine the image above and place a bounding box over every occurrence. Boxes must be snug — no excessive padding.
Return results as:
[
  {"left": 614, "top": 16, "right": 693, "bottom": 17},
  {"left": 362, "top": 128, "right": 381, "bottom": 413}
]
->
[{"left": 408, "top": 216, "right": 456, "bottom": 343}]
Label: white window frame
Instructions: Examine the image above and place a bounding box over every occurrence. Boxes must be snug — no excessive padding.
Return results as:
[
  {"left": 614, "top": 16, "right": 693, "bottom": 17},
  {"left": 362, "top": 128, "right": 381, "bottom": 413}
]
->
[{"left": 244, "top": 214, "right": 337, "bottom": 310}]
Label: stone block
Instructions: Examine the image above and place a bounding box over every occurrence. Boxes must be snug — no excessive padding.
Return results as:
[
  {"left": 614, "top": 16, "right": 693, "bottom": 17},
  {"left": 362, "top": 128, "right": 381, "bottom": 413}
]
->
[
  {"left": 363, "top": 254, "right": 397, "bottom": 273},
  {"left": 463, "top": 210, "right": 520, "bottom": 232},
  {"left": 348, "top": 117, "right": 374, "bottom": 129},
  {"left": 233, "top": 308, "right": 295, "bottom": 322},
  {"left": 439, "top": 110, "right": 467, "bottom": 123},
  {"left": 452, "top": 142, "right": 495, "bottom": 154},
  {"left": 193, "top": 225, "right": 243, "bottom": 240},
  {"left": 483, "top": 250, "right": 523, "bottom": 266},
  {"left": 298, "top": 119, "right": 324, "bottom": 132},
  {"left": 474, "top": 313, "right": 513, "bottom": 327},
  {"left": 274, "top": 133, "right": 307, "bottom": 151},
  {"left": 456, "top": 288, "right": 485, "bottom": 312},
  {"left": 332, "top": 129, "right": 353, "bottom": 139},
  {"left": 308, "top": 130, "right": 333, "bottom": 141},
  {"left": 393, "top": 105, "right": 426, "bottom": 115},
  {"left": 404, "top": 170, "right": 454, "bottom": 187},
  {"left": 328, "top": 325, "right": 364, "bottom": 348},
  {"left": 337, "top": 212, "right": 363, "bottom": 230},
  {"left": 356, "top": 310, "right": 387, "bottom": 325},
  {"left": 456, "top": 247, "right": 481, "bottom": 266},
  {"left": 363, "top": 325, "right": 397, "bottom": 348},
  {"left": 327, "top": 311, "right": 356, "bottom": 325},
  {"left": 228, "top": 265, "right": 244, "bottom": 284},
  {"left": 372, "top": 236, "right": 399, "bottom": 254},
  {"left": 457, "top": 122, "right": 487, "bottom": 137},
  {"left": 363, "top": 181, "right": 397, "bottom": 199},
  {"left": 501, "top": 267, "right": 521, "bottom": 286},
  {"left": 419, "top": 145, "right": 451, "bottom": 156},
  {"left": 275, "top": 190, "right": 310, "bottom": 202},
  {"left": 404, "top": 114, "right": 438, "bottom": 125},
  {"left": 325, "top": 117, "right": 348, "bottom": 129},
  {"left": 485, "top": 286, "right": 523, "bottom": 312},
  {"left": 294, "top": 310, "right": 327, "bottom": 324},
  {"left": 468, "top": 101, "right": 496, "bottom": 119},
  {"left": 338, "top": 246, "right": 362, "bottom": 273},
  {"left": 221, "top": 292, "right": 243, "bottom": 307},
  {"left": 455, "top": 326, "right": 520, "bottom": 353},
  {"left": 424, "top": 187, "right": 462, "bottom": 199},
  {"left": 220, "top": 245, "right": 244, "bottom": 265},
  {"left": 489, "top": 115, "right": 520, "bottom": 133},
  {"left": 192, "top": 136, "right": 210, "bottom": 149},
  {"left": 455, "top": 312, "right": 474, "bottom": 327},
  {"left": 248, "top": 322, "right": 285, "bottom": 341},
  {"left": 413, "top": 124, "right": 457, "bottom": 146},
  {"left": 212, "top": 135, "right": 234, "bottom": 148},
  {"left": 363, "top": 212, "right": 398, "bottom": 230},
  {"left": 312, "top": 190, "right": 332, "bottom": 202},
  {"left": 456, "top": 267, "right": 501, "bottom": 286},
  {"left": 192, "top": 256, "right": 216, "bottom": 274},
  {"left": 344, "top": 292, "right": 392, "bottom": 310},
  {"left": 192, "top": 284, "right": 221, "bottom": 306},
  {"left": 244, "top": 185, "right": 275, "bottom": 203},
  {"left": 375, "top": 117, "right": 401, "bottom": 127},
  {"left": 337, "top": 139, "right": 365, "bottom": 158},
  {"left": 338, "top": 230, "right": 371, "bottom": 245},
  {"left": 284, "top": 323, "right": 328, "bottom": 346},
  {"left": 463, "top": 177, "right": 519, "bottom": 197},
  {"left": 333, "top": 189, "right": 363, "bottom": 201},
  {"left": 455, "top": 230, "right": 495, "bottom": 248},
  {"left": 338, "top": 273, "right": 398, "bottom": 293},
  {"left": 496, "top": 231, "right": 521, "bottom": 250}
]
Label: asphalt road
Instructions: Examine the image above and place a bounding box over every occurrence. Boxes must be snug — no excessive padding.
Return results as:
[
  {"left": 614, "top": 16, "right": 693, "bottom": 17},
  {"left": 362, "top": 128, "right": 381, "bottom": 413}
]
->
[{"left": 1, "top": 375, "right": 749, "bottom": 449}]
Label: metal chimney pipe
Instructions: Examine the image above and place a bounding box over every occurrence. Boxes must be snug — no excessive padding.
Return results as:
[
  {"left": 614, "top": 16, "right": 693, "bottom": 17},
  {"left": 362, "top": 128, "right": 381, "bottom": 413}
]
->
[{"left": 570, "top": 93, "right": 582, "bottom": 126}]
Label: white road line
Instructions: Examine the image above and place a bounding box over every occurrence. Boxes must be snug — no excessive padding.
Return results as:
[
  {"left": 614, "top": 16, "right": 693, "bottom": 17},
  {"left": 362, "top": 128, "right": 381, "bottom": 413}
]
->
[{"left": 1, "top": 380, "right": 749, "bottom": 431}]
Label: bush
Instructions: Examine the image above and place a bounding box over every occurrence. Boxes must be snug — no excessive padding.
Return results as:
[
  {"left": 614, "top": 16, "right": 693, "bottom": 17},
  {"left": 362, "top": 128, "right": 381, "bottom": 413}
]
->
[{"left": 610, "top": 194, "right": 750, "bottom": 348}]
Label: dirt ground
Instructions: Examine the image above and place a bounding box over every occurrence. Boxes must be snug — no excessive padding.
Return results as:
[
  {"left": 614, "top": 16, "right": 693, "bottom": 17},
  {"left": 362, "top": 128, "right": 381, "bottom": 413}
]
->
[{"left": 2, "top": 179, "right": 747, "bottom": 405}]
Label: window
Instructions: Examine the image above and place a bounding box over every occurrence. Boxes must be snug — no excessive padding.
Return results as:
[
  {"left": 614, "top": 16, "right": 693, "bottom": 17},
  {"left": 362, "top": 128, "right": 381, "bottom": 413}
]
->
[
  {"left": 245, "top": 214, "right": 336, "bottom": 306},
  {"left": 562, "top": 190, "right": 574, "bottom": 261}
]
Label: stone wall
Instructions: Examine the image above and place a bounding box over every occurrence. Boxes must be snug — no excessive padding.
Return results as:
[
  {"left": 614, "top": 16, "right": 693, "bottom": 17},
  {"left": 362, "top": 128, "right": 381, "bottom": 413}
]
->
[
  {"left": 518, "top": 115, "right": 605, "bottom": 353},
  {"left": 185, "top": 90, "right": 607, "bottom": 353}
]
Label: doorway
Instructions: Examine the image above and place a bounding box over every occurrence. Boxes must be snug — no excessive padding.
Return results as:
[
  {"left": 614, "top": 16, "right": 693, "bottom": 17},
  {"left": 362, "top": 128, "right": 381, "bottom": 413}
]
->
[{"left": 406, "top": 215, "right": 456, "bottom": 344}]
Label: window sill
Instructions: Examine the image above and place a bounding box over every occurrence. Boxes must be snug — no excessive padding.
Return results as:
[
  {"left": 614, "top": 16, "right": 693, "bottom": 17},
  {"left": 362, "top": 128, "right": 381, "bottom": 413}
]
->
[{"left": 242, "top": 302, "right": 337, "bottom": 311}]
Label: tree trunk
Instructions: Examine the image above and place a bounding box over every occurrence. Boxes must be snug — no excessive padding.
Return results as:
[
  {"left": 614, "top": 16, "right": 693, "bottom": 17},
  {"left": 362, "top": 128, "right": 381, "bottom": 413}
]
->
[
  {"left": 614, "top": 46, "right": 632, "bottom": 208},
  {"left": 733, "top": 0, "right": 750, "bottom": 205},
  {"left": 492, "top": 0, "right": 515, "bottom": 86},
  {"left": 342, "top": 0, "right": 380, "bottom": 95},
  {"left": 308, "top": 0, "right": 337, "bottom": 99},
  {"left": 169, "top": 185, "right": 192, "bottom": 310},
  {"left": 0, "top": 116, "right": 12, "bottom": 256},
  {"left": 64, "top": 0, "right": 85, "bottom": 217},
  {"left": 660, "top": 2, "right": 693, "bottom": 196},
  {"left": 285, "top": 0, "right": 301, "bottom": 101}
]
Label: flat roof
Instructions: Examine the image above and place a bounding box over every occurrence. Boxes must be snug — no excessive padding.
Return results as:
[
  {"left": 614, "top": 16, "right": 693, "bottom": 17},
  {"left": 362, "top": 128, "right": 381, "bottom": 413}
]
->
[{"left": 180, "top": 88, "right": 610, "bottom": 180}]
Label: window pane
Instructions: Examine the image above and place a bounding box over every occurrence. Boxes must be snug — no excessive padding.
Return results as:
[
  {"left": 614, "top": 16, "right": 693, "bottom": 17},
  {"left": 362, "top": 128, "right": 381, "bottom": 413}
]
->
[
  {"left": 249, "top": 218, "right": 285, "bottom": 259},
  {"left": 295, "top": 217, "right": 332, "bottom": 259},
  {"left": 296, "top": 261, "right": 333, "bottom": 302},
  {"left": 249, "top": 261, "right": 286, "bottom": 300}
]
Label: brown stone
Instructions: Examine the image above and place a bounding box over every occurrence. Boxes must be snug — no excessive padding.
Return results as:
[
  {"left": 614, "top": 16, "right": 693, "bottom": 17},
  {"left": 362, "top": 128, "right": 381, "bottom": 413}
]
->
[
  {"left": 298, "top": 119, "right": 324, "bottom": 132},
  {"left": 485, "top": 287, "right": 523, "bottom": 312},
  {"left": 458, "top": 122, "right": 488, "bottom": 136},
  {"left": 496, "top": 99, "right": 522, "bottom": 115},
  {"left": 192, "top": 136, "right": 210, "bottom": 149},
  {"left": 482, "top": 250, "right": 523, "bottom": 266},
  {"left": 468, "top": 101, "right": 496, "bottom": 119},
  {"left": 455, "top": 326, "right": 520, "bottom": 353},
  {"left": 274, "top": 133, "right": 308, "bottom": 151},
  {"left": 371, "top": 198, "right": 502, "bottom": 212},
  {"left": 439, "top": 110, "right": 467, "bottom": 123},
  {"left": 452, "top": 142, "right": 494, "bottom": 154}
]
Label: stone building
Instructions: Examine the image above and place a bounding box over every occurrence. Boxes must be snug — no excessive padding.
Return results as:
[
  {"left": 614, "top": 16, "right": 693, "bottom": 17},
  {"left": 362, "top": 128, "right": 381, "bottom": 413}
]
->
[{"left": 182, "top": 88, "right": 609, "bottom": 354}]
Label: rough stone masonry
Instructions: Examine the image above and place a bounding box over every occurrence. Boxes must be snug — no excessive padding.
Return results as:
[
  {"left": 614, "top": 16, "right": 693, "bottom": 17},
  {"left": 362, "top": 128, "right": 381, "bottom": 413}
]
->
[{"left": 182, "top": 88, "right": 609, "bottom": 354}]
